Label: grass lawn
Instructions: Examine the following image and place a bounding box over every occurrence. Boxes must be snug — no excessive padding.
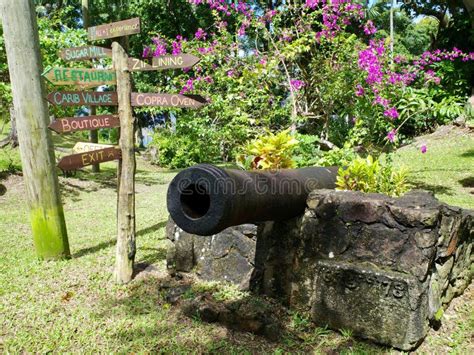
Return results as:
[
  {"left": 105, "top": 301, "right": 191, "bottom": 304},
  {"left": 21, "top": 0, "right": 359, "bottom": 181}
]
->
[
  {"left": 393, "top": 125, "right": 474, "bottom": 209},
  {"left": 0, "top": 125, "right": 473, "bottom": 353}
]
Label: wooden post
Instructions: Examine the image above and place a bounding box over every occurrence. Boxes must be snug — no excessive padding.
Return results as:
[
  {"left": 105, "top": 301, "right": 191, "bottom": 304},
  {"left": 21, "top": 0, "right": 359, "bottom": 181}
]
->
[
  {"left": 112, "top": 42, "right": 136, "bottom": 283},
  {"left": 0, "top": 0, "right": 70, "bottom": 259},
  {"left": 82, "top": 0, "right": 100, "bottom": 172}
]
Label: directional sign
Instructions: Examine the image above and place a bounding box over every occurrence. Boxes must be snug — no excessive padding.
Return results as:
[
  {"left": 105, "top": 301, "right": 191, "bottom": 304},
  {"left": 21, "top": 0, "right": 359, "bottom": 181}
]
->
[
  {"left": 59, "top": 46, "right": 112, "bottom": 61},
  {"left": 58, "top": 147, "right": 121, "bottom": 171},
  {"left": 88, "top": 18, "right": 140, "bottom": 41},
  {"left": 49, "top": 115, "right": 120, "bottom": 134},
  {"left": 42, "top": 67, "right": 116, "bottom": 87},
  {"left": 47, "top": 91, "right": 118, "bottom": 106},
  {"left": 73, "top": 142, "right": 114, "bottom": 154},
  {"left": 128, "top": 54, "right": 201, "bottom": 71},
  {"left": 131, "top": 93, "right": 207, "bottom": 108}
]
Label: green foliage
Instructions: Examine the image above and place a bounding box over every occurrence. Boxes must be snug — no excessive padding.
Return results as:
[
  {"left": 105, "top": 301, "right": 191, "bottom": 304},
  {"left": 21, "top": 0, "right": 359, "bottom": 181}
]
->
[
  {"left": 296, "top": 33, "right": 363, "bottom": 144},
  {"left": 293, "top": 134, "right": 322, "bottom": 167},
  {"left": 0, "top": 24, "right": 12, "bottom": 119},
  {"left": 0, "top": 146, "right": 22, "bottom": 174},
  {"left": 213, "top": 283, "right": 249, "bottom": 302},
  {"left": 317, "top": 145, "right": 358, "bottom": 167},
  {"left": 237, "top": 130, "right": 298, "bottom": 170},
  {"left": 151, "top": 128, "right": 220, "bottom": 169},
  {"left": 290, "top": 311, "right": 312, "bottom": 332},
  {"left": 336, "top": 155, "right": 410, "bottom": 197}
]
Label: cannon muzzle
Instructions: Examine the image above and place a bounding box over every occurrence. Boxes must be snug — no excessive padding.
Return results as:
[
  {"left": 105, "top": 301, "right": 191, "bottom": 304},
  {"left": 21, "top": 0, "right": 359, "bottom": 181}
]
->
[{"left": 167, "top": 164, "right": 338, "bottom": 236}]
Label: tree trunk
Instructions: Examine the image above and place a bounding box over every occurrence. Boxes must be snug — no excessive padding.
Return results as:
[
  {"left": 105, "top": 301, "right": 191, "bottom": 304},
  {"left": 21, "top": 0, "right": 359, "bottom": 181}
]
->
[
  {"left": 112, "top": 41, "right": 136, "bottom": 283},
  {"left": 0, "top": 0, "right": 70, "bottom": 259}
]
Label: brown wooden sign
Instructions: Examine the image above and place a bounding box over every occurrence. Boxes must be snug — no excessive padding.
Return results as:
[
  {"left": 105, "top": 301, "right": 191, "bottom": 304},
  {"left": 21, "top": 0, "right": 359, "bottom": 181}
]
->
[
  {"left": 59, "top": 46, "right": 112, "bottom": 61},
  {"left": 131, "top": 93, "right": 207, "bottom": 108},
  {"left": 47, "top": 91, "right": 118, "bottom": 106},
  {"left": 49, "top": 114, "right": 120, "bottom": 134},
  {"left": 88, "top": 18, "right": 140, "bottom": 41},
  {"left": 128, "top": 54, "right": 201, "bottom": 71},
  {"left": 58, "top": 147, "right": 121, "bottom": 171},
  {"left": 42, "top": 67, "right": 116, "bottom": 87}
]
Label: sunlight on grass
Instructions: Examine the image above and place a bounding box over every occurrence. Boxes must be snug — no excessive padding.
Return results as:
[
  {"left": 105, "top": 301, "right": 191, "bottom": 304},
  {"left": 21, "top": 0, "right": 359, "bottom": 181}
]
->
[{"left": 393, "top": 131, "right": 474, "bottom": 209}]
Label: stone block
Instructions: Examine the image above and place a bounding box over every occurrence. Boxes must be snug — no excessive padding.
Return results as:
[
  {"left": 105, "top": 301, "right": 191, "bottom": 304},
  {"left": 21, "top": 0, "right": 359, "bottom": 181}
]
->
[
  {"left": 254, "top": 190, "right": 473, "bottom": 351},
  {"left": 166, "top": 217, "right": 257, "bottom": 290}
]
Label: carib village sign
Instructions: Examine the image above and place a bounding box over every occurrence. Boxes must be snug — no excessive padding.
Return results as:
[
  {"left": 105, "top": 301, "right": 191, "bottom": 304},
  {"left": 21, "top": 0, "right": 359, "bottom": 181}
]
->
[{"left": 42, "top": 16, "right": 206, "bottom": 283}]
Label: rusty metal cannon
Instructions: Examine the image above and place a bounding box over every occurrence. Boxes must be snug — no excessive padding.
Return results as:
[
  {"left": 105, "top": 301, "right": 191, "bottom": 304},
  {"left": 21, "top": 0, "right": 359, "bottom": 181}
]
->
[{"left": 167, "top": 164, "right": 338, "bottom": 236}]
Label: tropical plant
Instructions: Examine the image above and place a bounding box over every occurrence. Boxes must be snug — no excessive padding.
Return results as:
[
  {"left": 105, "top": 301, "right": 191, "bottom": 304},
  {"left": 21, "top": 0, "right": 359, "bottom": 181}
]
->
[
  {"left": 336, "top": 155, "right": 410, "bottom": 197},
  {"left": 237, "top": 130, "right": 299, "bottom": 170}
]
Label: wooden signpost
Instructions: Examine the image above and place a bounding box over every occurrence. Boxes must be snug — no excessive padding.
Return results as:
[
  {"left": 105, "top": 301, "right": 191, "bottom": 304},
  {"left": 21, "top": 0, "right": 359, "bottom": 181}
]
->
[
  {"left": 47, "top": 91, "right": 118, "bottom": 106},
  {"left": 88, "top": 17, "right": 140, "bottom": 41},
  {"left": 128, "top": 54, "right": 200, "bottom": 71},
  {"left": 49, "top": 115, "right": 120, "bottom": 134},
  {"left": 131, "top": 93, "right": 207, "bottom": 108},
  {"left": 42, "top": 66, "right": 116, "bottom": 87},
  {"left": 44, "top": 16, "right": 207, "bottom": 284},
  {"left": 58, "top": 147, "right": 121, "bottom": 171},
  {"left": 72, "top": 142, "right": 113, "bottom": 154}
]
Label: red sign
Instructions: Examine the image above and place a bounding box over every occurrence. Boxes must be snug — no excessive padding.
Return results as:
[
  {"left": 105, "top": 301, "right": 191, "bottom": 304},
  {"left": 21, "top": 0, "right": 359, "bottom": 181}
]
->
[
  {"left": 88, "top": 18, "right": 140, "bottom": 41},
  {"left": 130, "top": 93, "right": 207, "bottom": 108},
  {"left": 58, "top": 147, "right": 121, "bottom": 171},
  {"left": 49, "top": 115, "right": 120, "bottom": 134},
  {"left": 47, "top": 91, "right": 118, "bottom": 106}
]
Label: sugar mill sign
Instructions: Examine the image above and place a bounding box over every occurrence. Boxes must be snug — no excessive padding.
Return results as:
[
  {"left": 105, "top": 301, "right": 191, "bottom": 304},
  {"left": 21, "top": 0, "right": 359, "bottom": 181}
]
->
[{"left": 59, "top": 46, "right": 112, "bottom": 61}]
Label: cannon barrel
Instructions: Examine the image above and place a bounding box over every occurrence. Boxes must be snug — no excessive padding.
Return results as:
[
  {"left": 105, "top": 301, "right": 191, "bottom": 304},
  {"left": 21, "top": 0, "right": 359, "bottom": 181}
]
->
[{"left": 167, "top": 164, "right": 338, "bottom": 236}]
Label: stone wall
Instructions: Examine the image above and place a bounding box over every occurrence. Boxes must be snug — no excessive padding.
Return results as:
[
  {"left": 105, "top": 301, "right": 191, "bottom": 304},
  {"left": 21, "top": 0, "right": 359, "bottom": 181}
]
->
[
  {"left": 166, "top": 189, "right": 473, "bottom": 350},
  {"left": 166, "top": 219, "right": 257, "bottom": 290},
  {"left": 256, "top": 190, "right": 473, "bottom": 350}
]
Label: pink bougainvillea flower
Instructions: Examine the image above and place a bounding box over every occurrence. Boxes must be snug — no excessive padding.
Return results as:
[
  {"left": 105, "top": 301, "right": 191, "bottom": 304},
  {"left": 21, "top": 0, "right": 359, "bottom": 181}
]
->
[
  {"left": 195, "top": 28, "right": 207, "bottom": 40},
  {"left": 384, "top": 107, "right": 399, "bottom": 119},
  {"left": 355, "top": 84, "right": 365, "bottom": 97},
  {"left": 171, "top": 41, "right": 182, "bottom": 55},
  {"left": 363, "top": 20, "right": 377, "bottom": 35},
  {"left": 386, "top": 129, "right": 397, "bottom": 143},
  {"left": 290, "top": 79, "right": 305, "bottom": 91},
  {"left": 142, "top": 46, "right": 150, "bottom": 58},
  {"left": 421, "top": 144, "right": 427, "bottom": 154}
]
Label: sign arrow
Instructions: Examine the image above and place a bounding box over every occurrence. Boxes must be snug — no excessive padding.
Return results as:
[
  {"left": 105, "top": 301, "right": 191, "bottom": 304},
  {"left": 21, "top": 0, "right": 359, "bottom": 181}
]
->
[
  {"left": 46, "top": 91, "right": 118, "bottom": 106},
  {"left": 41, "top": 66, "right": 116, "bottom": 87},
  {"left": 49, "top": 115, "right": 120, "bottom": 134},
  {"left": 88, "top": 17, "right": 140, "bottom": 41},
  {"left": 58, "top": 147, "right": 121, "bottom": 171},
  {"left": 130, "top": 93, "right": 207, "bottom": 108},
  {"left": 58, "top": 46, "right": 112, "bottom": 61},
  {"left": 72, "top": 142, "right": 114, "bottom": 154},
  {"left": 128, "top": 54, "right": 201, "bottom": 71}
]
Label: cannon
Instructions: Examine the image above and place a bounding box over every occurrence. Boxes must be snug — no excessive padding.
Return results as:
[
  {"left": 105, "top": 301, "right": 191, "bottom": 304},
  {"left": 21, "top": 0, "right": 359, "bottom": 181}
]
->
[{"left": 167, "top": 164, "right": 338, "bottom": 236}]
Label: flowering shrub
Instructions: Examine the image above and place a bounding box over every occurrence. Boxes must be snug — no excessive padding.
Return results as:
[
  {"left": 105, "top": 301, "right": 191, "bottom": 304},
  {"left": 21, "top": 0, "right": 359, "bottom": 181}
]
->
[{"left": 142, "top": 0, "right": 474, "bottom": 167}]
